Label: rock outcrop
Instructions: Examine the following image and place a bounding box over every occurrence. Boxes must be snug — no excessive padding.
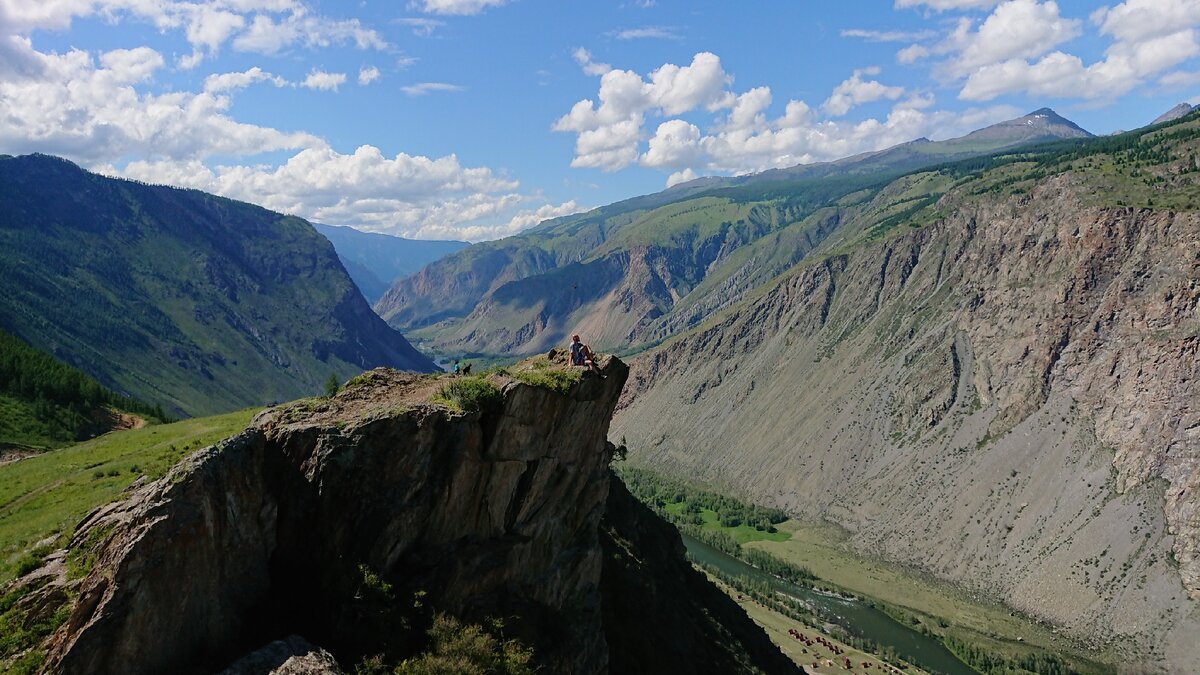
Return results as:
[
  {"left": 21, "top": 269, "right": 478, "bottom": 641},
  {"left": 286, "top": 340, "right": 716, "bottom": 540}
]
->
[
  {"left": 6, "top": 357, "right": 795, "bottom": 674},
  {"left": 614, "top": 173, "right": 1200, "bottom": 670}
]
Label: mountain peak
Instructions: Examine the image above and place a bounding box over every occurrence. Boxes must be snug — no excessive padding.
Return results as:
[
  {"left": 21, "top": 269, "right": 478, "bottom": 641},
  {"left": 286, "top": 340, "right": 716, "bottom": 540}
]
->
[
  {"left": 958, "top": 107, "right": 1092, "bottom": 144},
  {"left": 1153, "top": 102, "right": 1195, "bottom": 126}
]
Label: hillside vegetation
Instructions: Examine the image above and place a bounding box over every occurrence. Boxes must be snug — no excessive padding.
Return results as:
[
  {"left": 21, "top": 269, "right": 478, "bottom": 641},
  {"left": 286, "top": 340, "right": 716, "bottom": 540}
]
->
[
  {"left": 0, "top": 155, "right": 434, "bottom": 417},
  {"left": 0, "top": 329, "right": 166, "bottom": 450},
  {"left": 0, "top": 407, "right": 257, "bottom": 583}
]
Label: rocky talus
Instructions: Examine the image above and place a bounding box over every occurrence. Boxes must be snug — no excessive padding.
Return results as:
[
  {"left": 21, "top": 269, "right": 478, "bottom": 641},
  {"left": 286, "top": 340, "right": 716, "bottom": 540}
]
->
[
  {"left": 614, "top": 174, "right": 1200, "bottom": 670},
  {"left": 5, "top": 357, "right": 796, "bottom": 674}
]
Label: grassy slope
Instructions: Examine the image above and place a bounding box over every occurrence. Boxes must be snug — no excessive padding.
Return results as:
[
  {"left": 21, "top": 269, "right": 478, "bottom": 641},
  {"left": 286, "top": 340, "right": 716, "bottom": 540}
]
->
[
  {"left": 0, "top": 408, "right": 257, "bottom": 583},
  {"left": 0, "top": 396, "right": 64, "bottom": 450}
]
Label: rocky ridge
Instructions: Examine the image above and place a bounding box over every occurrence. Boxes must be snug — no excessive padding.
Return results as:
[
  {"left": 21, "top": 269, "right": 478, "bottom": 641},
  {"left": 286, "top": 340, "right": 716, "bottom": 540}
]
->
[
  {"left": 4, "top": 357, "right": 796, "bottom": 674},
  {"left": 613, "top": 168, "right": 1200, "bottom": 669}
]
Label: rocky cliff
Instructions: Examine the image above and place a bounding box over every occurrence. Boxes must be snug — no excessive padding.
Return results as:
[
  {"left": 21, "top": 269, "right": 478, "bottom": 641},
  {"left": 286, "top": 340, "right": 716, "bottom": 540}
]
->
[
  {"left": 3, "top": 357, "right": 796, "bottom": 674},
  {"left": 614, "top": 169, "right": 1200, "bottom": 669}
]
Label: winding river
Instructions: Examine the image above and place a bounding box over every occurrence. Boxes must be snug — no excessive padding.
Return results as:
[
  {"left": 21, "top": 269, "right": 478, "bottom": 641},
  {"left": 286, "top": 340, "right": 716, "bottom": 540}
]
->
[{"left": 682, "top": 534, "right": 979, "bottom": 675}]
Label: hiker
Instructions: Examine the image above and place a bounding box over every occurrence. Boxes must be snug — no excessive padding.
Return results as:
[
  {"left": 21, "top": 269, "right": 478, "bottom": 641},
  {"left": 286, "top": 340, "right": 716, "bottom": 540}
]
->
[
  {"left": 569, "top": 334, "right": 601, "bottom": 375},
  {"left": 453, "top": 360, "right": 461, "bottom": 375}
]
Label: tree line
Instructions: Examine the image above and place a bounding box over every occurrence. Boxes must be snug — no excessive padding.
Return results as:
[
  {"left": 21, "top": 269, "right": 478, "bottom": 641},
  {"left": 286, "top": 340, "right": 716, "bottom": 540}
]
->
[
  {"left": 619, "top": 466, "right": 789, "bottom": 533},
  {"left": 0, "top": 328, "right": 168, "bottom": 442}
]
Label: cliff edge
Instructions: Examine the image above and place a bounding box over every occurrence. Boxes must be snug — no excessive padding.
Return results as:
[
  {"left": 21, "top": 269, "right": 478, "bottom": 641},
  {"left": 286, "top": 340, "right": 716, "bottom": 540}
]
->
[{"left": 4, "top": 355, "right": 796, "bottom": 674}]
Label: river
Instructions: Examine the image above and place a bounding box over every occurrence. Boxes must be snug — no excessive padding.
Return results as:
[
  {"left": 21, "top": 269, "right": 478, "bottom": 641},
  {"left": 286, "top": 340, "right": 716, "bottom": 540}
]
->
[{"left": 681, "top": 534, "right": 979, "bottom": 675}]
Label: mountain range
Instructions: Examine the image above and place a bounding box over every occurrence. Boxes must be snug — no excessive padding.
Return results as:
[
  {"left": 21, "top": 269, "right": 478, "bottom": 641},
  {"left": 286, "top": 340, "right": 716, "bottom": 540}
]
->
[
  {"left": 0, "top": 155, "right": 434, "bottom": 417},
  {"left": 375, "top": 108, "right": 1096, "bottom": 358},
  {"left": 609, "top": 108, "right": 1200, "bottom": 668},
  {"left": 313, "top": 223, "right": 468, "bottom": 304}
]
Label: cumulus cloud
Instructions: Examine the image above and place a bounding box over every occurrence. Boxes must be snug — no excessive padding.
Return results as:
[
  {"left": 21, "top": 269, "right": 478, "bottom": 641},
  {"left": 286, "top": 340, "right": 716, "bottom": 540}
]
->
[
  {"left": 558, "top": 50, "right": 1019, "bottom": 180},
  {"left": 572, "top": 47, "right": 612, "bottom": 76},
  {"left": 0, "top": 41, "right": 320, "bottom": 164},
  {"left": 0, "top": 22, "right": 564, "bottom": 241},
  {"left": 666, "top": 168, "right": 697, "bottom": 188},
  {"left": 203, "top": 66, "right": 287, "bottom": 93},
  {"left": 0, "top": 1, "right": 388, "bottom": 58},
  {"left": 555, "top": 51, "right": 734, "bottom": 171},
  {"left": 822, "top": 67, "right": 907, "bottom": 116},
  {"left": 900, "top": 0, "right": 1200, "bottom": 102},
  {"left": 948, "top": 0, "right": 1080, "bottom": 76},
  {"left": 412, "top": 0, "right": 508, "bottom": 16},
  {"left": 112, "top": 145, "right": 556, "bottom": 240},
  {"left": 358, "top": 65, "right": 380, "bottom": 85},
  {"left": 301, "top": 69, "right": 346, "bottom": 91},
  {"left": 400, "top": 82, "right": 464, "bottom": 96}
]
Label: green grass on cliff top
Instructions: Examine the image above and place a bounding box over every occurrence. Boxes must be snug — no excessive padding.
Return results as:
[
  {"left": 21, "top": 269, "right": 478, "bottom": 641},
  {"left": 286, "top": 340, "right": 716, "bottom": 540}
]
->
[{"left": 0, "top": 408, "right": 257, "bottom": 583}]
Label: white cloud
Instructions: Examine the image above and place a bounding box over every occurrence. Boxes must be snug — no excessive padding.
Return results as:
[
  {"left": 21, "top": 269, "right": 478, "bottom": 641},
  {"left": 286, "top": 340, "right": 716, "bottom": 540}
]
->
[
  {"left": 412, "top": 0, "right": 508, "bottom": 16},
  {"left": 232, "top": 10, "right": 386, "bottom": 54},
  {"left": 613, "top": 26, "right": 681, "bottom": 41},
  {"left": 641, "top": 119, "right": 702, "bottom": 169},
  {"left": 823, "top": 67, "right": 907, "bottom": 116},
  {"left": 956, "top": 0, "right": 1200, "bottom": 102},
  {"left": 358, "top": 65, "right": 380, "bottom": 85},
  {"left": 113, "top": 145, "right": 551, "bottom": 240},
  {"left": 301, "top": 69, "right": 346, "bottom": 91},
  {"left": 203, "top": 66, "right": 286, "bottom": 93},
  {"left": 572, "top": 47, "right": 612, "bottom": 77},
  {"left": 948, "top": 0, "right": 1080, "bottom": 77},
  {"left": 895, "top": 0, "right": 1001, "bottom": 10},
  {"left": 0, "top": 41, "right": 321, "bottom": 164},
  {"left": 0, "top": 1, "right": 569, "bottom": 242},
  {"left": 1160, "top": 70, "right": 1200, "bottom": 90},
  {"left": 0, "top": 1, "right": 387, "bottom": 58},
  {"left": 900, "top": 0, "right": 1200, "bottom": 102},
  {"left": 666, "top": 168, "right": 697, "bottom": 188},
  {"left": 555, "top": 51, "right": 734, "bottom": 171},
  {"left": 395, "top": 17, "right": 444, "bottom": 37},
  {"left": 97, "top": 46, "right": 163, "bottom": 84},
  {"left": 400, "top": 81, "right": 464, "bottom": 96},
  {"left": 841, "top": 28, "right": 937, "bottom": 43},
  {"left": 558, "top": 49, "right": 1019, "bottom": 179}
]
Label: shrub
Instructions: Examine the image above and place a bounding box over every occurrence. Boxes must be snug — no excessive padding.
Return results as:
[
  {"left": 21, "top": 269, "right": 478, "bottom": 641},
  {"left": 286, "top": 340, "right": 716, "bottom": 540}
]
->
[
  {"left": 511, "top": 369, "right": 578, "bottom": 394},
  {"left": 433, "top": 377, "right": 503, "bottom": 413},
  {"left": 396, "top": 614, "right": 534, "bottom": 675}
]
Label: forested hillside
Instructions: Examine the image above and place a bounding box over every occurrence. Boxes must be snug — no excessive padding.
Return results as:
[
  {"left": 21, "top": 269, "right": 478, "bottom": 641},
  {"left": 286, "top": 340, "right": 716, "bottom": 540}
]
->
[
  {"left": 0, "top": 155, "right": 435, "bottom": 417},
  {"left": 0, "top": 329, "right": 165, "bottom": 449}
]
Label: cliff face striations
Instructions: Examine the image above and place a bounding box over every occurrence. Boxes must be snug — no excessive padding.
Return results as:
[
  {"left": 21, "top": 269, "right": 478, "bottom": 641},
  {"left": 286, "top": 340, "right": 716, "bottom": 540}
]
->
[
  {"left": 6, "top": 357, "right": 795, "bottom": 674},
  {"left": 613, "top": 173, "right": 1200, "bottom": 669}
]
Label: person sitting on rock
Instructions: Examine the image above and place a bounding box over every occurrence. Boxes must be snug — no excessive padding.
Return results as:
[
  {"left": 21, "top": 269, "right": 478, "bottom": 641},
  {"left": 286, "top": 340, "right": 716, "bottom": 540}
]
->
[{"left": 569, "top": 334, "right": 601, "bottom": 376}]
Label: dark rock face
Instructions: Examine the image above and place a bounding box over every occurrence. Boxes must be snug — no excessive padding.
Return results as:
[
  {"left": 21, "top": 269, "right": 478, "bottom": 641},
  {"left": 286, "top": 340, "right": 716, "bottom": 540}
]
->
[
  {"left": 12, "top": 358, "right": 792, "bottom": 674},
  {"left": 601, "top": 479, "right": 802, "bottom": 675}
]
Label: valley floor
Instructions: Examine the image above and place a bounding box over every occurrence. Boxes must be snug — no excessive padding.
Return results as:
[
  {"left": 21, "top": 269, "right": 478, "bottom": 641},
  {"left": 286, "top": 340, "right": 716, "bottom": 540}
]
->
[
  {"left": 748, "top": 520, "right": 1115, "bottom": 675},
  {"left": 707, "top": 574, "right": 925, "bottom": 675}
]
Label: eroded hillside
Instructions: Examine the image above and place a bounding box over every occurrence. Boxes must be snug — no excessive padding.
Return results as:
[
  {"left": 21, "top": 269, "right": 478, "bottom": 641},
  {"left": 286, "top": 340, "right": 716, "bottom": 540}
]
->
[{"left": 614, "top": 117, "right": 1200, "bottom": 670}]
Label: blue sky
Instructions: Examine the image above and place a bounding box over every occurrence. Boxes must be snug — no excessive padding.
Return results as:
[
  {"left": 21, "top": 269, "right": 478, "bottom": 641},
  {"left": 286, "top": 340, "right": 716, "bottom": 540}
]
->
[{"left": 1, "top": 0, "right": 1198, "bottom": 240}]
